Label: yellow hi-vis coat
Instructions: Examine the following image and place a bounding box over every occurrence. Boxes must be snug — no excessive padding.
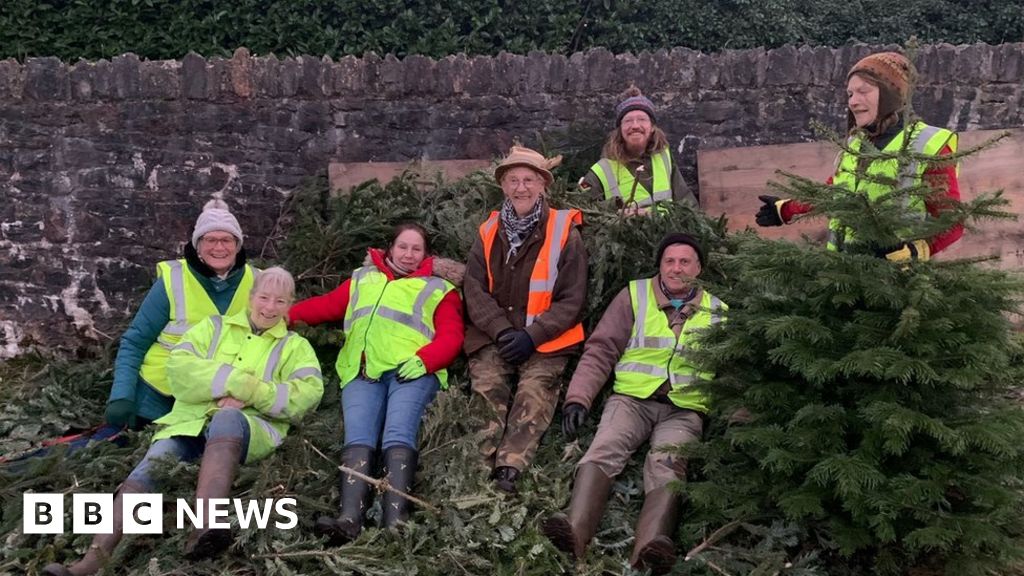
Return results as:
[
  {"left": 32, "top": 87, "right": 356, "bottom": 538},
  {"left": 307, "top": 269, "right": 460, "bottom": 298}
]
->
[
  {"left": 139, "top": 259, "right": 255, "bottom": 395},
  {"left": 827, "top": 121, "right": 957, "bottom": 251},
  {"left": 590, "top": 149, "right": 673, "bottom": 208},
  {"left": 156, "top": 309, "right": 324, "bottom": 463},
  {"left": 612, "top": 278, "right": 726, "bottom": 413}
]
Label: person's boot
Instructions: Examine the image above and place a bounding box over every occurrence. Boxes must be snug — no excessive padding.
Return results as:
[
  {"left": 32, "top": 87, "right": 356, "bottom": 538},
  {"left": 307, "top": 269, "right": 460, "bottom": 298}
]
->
[
  {"left": 630, "top": 486, "right": 682, "bottom": 575},
  {"left": 380, "top": 445, "right": 418, "bottom": 528},
  {"left": 315, "top": 444, "right": 375, "bottom": 545},
  {"left": 41, "top": 480, "right": 148, "bottom": 576},
  {"left": 183, "top": 437, "right": 244, "bottom": 560},
  {"left": 541, "top": 463, "right": 614, "bottom": 559},
  {"left": 492, "top": 465, "right": 521, "bottom": 494}
]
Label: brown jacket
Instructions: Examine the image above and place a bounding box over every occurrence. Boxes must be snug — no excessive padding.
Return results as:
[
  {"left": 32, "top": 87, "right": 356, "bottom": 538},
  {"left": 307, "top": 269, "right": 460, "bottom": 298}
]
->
[
  {"left": 565, "top": 276, "right": 705, "bottom": 410},
  {"left": 463, "top": 202, "right": 588, "bottom": 356}
]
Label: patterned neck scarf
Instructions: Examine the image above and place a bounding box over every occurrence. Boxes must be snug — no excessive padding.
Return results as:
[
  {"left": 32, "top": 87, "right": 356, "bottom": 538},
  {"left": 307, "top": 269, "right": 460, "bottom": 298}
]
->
[{"left": 500, "top": 198, "right": 543, "bottom": 262}]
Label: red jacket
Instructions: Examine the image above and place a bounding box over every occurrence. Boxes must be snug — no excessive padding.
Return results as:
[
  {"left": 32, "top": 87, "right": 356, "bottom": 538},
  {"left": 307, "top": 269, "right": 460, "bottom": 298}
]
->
[
  {"left": 781, "top": 144, "right": 963, "bottom": 255},
  {"left": 289, "top": 249, "right": 465, "bottom": 374}
]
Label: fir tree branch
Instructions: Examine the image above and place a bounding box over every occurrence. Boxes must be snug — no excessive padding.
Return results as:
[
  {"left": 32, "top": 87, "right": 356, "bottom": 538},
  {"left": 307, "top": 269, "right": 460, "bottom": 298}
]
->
[
  {"left": 684, "top": 518, "right": 745, "bottom": 561},
  {"left": 304, "top": 439, "right": 440, "bottom": 514}
]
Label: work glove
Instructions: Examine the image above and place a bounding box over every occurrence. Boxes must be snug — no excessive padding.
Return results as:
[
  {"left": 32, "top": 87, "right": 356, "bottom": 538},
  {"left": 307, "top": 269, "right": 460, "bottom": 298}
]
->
[
  {"left": 397, "top": 356, "right": 428, "bottom": 382},
  {"left": 497, "top": 329, "right": 535, "bottom": 366},
  {"left": 105, "top": 399, "right": 138, "bottom": 429},
  {"left": 874, "top": 240, "right": 931, "bottom": 263},
  {"left": 755, "top": 195, "right": 790, "bottom": 227},
  {"left": 561, "top": 403, "right": 588, "bottom": 440}
]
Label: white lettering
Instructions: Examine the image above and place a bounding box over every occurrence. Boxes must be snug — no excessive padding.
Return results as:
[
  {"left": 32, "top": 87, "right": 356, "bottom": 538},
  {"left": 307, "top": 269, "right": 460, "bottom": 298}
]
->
[
  {"left": 233, "top": 498, "right": 274, "bottom": 529},
  {"left": 274, "top": 498, "right": 298, "bottom": 530},
  {"left": 176, "top": 498, "right": 202, "bottom": 529}
]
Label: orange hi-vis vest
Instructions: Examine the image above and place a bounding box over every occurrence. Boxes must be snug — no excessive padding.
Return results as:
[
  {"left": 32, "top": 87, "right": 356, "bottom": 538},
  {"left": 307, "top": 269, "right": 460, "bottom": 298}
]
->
[{"left": 478, "top": 208, "right": 585, "bottom": 353}]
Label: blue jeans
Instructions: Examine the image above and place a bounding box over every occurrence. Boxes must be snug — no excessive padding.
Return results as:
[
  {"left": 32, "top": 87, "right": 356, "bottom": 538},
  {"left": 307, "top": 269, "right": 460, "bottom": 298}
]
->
[
  {"left": 341, "top": 370, "right": 439, "bottom": 451},
  {"left": 126, "top": 408, "right": 251, "bottom": 491}
]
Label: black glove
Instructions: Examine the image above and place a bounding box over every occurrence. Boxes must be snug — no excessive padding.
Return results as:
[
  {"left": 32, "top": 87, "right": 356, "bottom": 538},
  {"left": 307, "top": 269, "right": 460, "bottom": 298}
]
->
[
  {"left": 497, "top": 330, "right": 535, "bottom": 366},
  {"left": 755, "top": 195, "right": 787, "bottom": 227},
  {"left": 873, "top": 240, "right": 931, "bottom": 263},
  {"left": 561, "top": 403, "right": 588, "bottom": 440},
  {"left": 105, "top": 399, "right": 138, "bottom": 429}
]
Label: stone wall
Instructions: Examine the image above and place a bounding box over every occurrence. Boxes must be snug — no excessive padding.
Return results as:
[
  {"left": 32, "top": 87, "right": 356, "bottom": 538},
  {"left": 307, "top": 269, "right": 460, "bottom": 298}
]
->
[{"left": 2, "top": 43, "right": 1022, "bottom": 357}]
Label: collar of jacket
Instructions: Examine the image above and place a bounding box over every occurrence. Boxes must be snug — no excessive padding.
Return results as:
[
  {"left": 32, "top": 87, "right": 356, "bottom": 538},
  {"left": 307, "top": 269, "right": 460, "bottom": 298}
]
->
[
  {"left": 365, "top": 247, "right": 435, "bottom": 281},
  {"left": 225, "top": 308, "right": 288, "bottom": 339}
]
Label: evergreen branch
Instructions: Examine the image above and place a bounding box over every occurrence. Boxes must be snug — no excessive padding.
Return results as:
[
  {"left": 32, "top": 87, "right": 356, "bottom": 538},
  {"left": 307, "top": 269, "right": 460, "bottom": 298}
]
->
[
  {"left": 685, "top": 518, "right": 746, "bottom": 561},
  {"left": 304, "top": 439, "right": 440, "bottom": 514}
]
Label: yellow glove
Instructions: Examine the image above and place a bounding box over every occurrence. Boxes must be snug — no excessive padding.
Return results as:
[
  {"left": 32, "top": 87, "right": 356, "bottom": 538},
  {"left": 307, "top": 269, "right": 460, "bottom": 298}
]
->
[{"left": 882, "top": 240, "right": 931, "bottom": 263}]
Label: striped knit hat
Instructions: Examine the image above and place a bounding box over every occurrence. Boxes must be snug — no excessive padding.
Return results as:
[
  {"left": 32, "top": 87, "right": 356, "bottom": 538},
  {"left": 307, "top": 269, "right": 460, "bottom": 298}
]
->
[{"left": 614, "top": 85, "right": 656, "bottom": 126}]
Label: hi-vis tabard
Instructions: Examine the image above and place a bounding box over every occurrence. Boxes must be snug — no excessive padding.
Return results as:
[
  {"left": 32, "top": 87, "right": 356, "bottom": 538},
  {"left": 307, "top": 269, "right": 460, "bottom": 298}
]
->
[
  {"left": 827, "top": 121, "right": 957, "bottom": 251},
  {"left": 139, "top": 259, "right": 254, "bottom": 395},
  {"left": 337, "top": 267, "right": 455, "bottom": 388},
  {"left": 613, "top": 278, "right": 726, "bottom": 413},
  {"left": 590, "top": 149, "right": 673, "bottom": 208},
  {"left": 479, "top": 209, "right": 585, "bottom": 353}
]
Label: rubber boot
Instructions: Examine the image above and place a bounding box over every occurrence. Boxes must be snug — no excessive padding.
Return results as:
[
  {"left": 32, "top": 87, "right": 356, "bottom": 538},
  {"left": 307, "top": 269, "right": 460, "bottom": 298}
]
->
[
  {"left": 541, "top": 463, "right": 614, "bottom": 559},
  {"left": 629, "top": 486, "right": 682, "bottom": 575},
  {"left": 381, "top": 445, "right": 418, "bottom": 528},
  {"left": 41, "top": 480, "right": 148, "bottom": 576},
  {"left": 315, "top": 444, "right": 375, "bottom": 545},
  {"left": 183, "top": 437, "right": 243, "bottom": 560}
]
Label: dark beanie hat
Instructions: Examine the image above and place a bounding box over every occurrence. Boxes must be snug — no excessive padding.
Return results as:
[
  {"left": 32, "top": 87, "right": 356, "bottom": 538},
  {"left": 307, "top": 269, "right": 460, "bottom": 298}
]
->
[
  {"left": 655, "top": 232, "right": 705, "bottom": 267},
  {"left": 615, "top": 85, "right": 656, "bottom": 126}
]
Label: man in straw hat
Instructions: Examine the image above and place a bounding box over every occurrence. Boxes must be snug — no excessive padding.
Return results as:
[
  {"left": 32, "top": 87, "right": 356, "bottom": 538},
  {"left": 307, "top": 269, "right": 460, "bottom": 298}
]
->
[
  {"left": 580, "top": 85, "right": 697, "bottom": 213},
  {"left": 464, "top": 145, "right": 588, "bottom": 493}
]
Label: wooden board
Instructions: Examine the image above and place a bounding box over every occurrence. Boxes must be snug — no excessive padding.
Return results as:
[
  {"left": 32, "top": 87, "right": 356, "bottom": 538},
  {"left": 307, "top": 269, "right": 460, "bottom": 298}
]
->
[
  {"left": 328, "top": 159, "right": 492, "bottom": 195},
  {"left": 698, "top": 129, "right": 1024, "bottom": 267}
]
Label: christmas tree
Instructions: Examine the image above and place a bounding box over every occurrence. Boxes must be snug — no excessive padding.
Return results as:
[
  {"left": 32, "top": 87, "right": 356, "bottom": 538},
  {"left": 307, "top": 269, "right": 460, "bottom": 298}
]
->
[{"left": 680, "top": 116, "right": 1024, "bottom": 575}]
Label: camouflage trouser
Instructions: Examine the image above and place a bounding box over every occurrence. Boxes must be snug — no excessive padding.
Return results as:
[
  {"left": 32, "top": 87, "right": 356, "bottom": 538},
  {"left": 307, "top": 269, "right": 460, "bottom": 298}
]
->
[{"left": 468, "top": 344, "right": 568, "bottom": 472}]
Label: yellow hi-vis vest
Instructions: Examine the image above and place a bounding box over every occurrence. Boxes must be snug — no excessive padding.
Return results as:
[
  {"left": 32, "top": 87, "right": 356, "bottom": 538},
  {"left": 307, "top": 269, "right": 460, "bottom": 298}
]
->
[
  {"left": 613, "top": 278, "right": 726, "bottom": 413},
  {"left": 591, "top": 148, "right": 673, "bottom": 208},
  {"left": 139, "top": 259, "right": 254, "bottom": 395},
  {"left": 827, "top": 121, "right": 957, "bottom": 251},
  {"left": 336, "top": 266, "right": 455, "bottom": 388}
]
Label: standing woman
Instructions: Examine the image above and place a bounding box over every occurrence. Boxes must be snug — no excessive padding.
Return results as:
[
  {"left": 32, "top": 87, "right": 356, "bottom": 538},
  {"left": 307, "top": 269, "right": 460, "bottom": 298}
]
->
[
  {"left": 463, "top": 145, "right": 588, "bottom": 493},
  {"left": 293, "top": 223, "right": 465, "bottom": 544},
  {"left": 105, "top": 198, "right": 255, "bottom": 429},
  {"left": 755, "top": 51, "right": 962, "bottom": 261}
]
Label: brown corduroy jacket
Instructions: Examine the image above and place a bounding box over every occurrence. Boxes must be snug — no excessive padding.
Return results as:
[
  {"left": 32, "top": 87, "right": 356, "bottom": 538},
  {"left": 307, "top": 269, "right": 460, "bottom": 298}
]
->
[{"left": 463, "top": 203, "right": 588, "bottom": 356}]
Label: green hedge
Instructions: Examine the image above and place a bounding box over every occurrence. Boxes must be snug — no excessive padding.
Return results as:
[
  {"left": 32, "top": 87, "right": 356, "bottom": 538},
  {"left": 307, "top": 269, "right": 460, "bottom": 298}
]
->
[{"left": 2, "top": 0, "right": 1021, "bottom": 61}]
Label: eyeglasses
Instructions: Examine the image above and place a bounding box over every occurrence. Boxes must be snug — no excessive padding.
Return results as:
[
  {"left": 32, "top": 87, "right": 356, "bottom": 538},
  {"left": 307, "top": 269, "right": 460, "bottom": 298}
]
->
[
  {"left": 504, "top": 176, "right": 542, "bottom": 189},
  {"left": 201, "top": 235, "right": 237, "bottom": 248}
]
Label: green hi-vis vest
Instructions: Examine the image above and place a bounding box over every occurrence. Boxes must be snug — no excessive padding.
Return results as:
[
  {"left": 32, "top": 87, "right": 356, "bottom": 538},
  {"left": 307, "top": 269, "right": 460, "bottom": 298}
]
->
[
  {"left": 827, "top": 121, "right": 957, "bottom": 251},
  {"left": 336, "top": 266, "right": 455, "bottom": 388},
  {"left": 613, "top": 278, "right": 726, "bottom": 413},
  {"left": 139, "top": 260, "right": 254, "bottom": 395},
  {"left": 591, "top": 148, "right": 673, "bottom": 208}
]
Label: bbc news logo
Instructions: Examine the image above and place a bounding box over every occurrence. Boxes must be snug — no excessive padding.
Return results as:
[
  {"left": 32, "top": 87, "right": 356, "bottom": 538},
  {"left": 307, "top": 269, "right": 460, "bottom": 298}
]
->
[{"left": 23, "top": 494, "right": 298, "bottom": 534}]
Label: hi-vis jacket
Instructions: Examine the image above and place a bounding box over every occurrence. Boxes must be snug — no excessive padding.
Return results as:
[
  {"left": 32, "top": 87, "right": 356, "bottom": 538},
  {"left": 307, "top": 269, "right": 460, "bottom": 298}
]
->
[
  {"left": 590, "top": 149, "right": 673, "bottom": 208},
  {"left": 139, "top": 259, "right": 255, "bottom": 395},
  {"left": 827, "top": 121, "right": 957, "bottom": 251},
  {"left": 157, "top": 309, "right": 323, "bottom": 463}
]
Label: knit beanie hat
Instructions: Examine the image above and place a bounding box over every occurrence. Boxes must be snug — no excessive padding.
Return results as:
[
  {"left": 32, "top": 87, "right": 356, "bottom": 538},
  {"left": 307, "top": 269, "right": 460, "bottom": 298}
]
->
[
  {"left": 847, "top": 52, "right": 913, "bottom": 105},
  {"left": 615, "top": 85, "right": 657, "bottom": 126},
  {"left": 655, "top": 232, "right": 705, "bottom": 267},
  {"left": 191, "top": 198, "right": 243, "bottom": 248}
]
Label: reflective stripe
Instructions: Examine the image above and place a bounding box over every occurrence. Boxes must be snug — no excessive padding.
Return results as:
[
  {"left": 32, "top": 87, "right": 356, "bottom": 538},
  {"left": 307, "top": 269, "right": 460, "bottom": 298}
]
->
[
  {"left": 343, "top": 268, "right": 373, "bottom": 332},
  {"left": 162, "top": 321, "right": 191, "bottom": 336},
  {"left": 596, "top": 159, "right": 621, "bottom": 198},
  {"left": 262, "top": 333, "right": 292, "bottom": 381},
  {"left": 651, "top": 149, "right": 672, "bottom": 200},
  {"left": 709, "top": 296, "right": 724, "bottom": 325},
  {"left": 544, "top": 210, "right": 570, "bottom": 289},
  {"left": 156, "top": 334, "right": 177, "bottom": 350},
  {"left": 482, "top": 214, "right": 499, "bottom": 237},
  {"left": 287, "top": 366, "right": 322, "bottom": 380},
  {"left": 172, "top": 341, "right": 199, "bottom": 355},
  {"left": 633, "top": 278, "right": 650, "bottom": 337},
  {"left": 165, "top": 260, "right": 187, "bottom": 323},
  {"left": 900, "top": 124, "right": 940, "bottom": 189},
  {"left": 344, "top": 306, "right": 374, "bottom": 332},
  {"left": 375, "top": 306, "right": 435, "bottom": 339},
  {"left": 615, "top": 361, "right": 668, "bottom": 378},
  {"left": 207, "top": 316, "right": 224, "bottom": 360},
  {"left": 628, "top": 336, "right": 676, "bottom": 349},
  {"left": 413, "top": 277, "right": 447, "bottom": 319},
  {"left": 269, "top": 383, "right": 289, "bottom": 417},
  {"left": 253, "top": 416, "right": 283, "bottom": 448},
  {"left": 670, "top": 373, "right": 697, "bottom": 386},
  {"left": 211, "top": 364, "right": 234, "bottom": 397}
]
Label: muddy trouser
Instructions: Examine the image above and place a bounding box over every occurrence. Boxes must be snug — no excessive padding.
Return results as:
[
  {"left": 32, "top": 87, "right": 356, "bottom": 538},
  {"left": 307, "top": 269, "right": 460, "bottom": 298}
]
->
[
  {"left": 577, "top": 393, "right": 703, "bottom": 493},
  {"left": 469, "top": 344, "right": 568, "bottom": 472}
]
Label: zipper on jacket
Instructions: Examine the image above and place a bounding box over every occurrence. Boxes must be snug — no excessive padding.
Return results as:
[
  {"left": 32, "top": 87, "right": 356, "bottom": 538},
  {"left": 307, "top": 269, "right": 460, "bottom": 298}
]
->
[{"left": 358, "top": 275, "right": 393, "bottom": 378}]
